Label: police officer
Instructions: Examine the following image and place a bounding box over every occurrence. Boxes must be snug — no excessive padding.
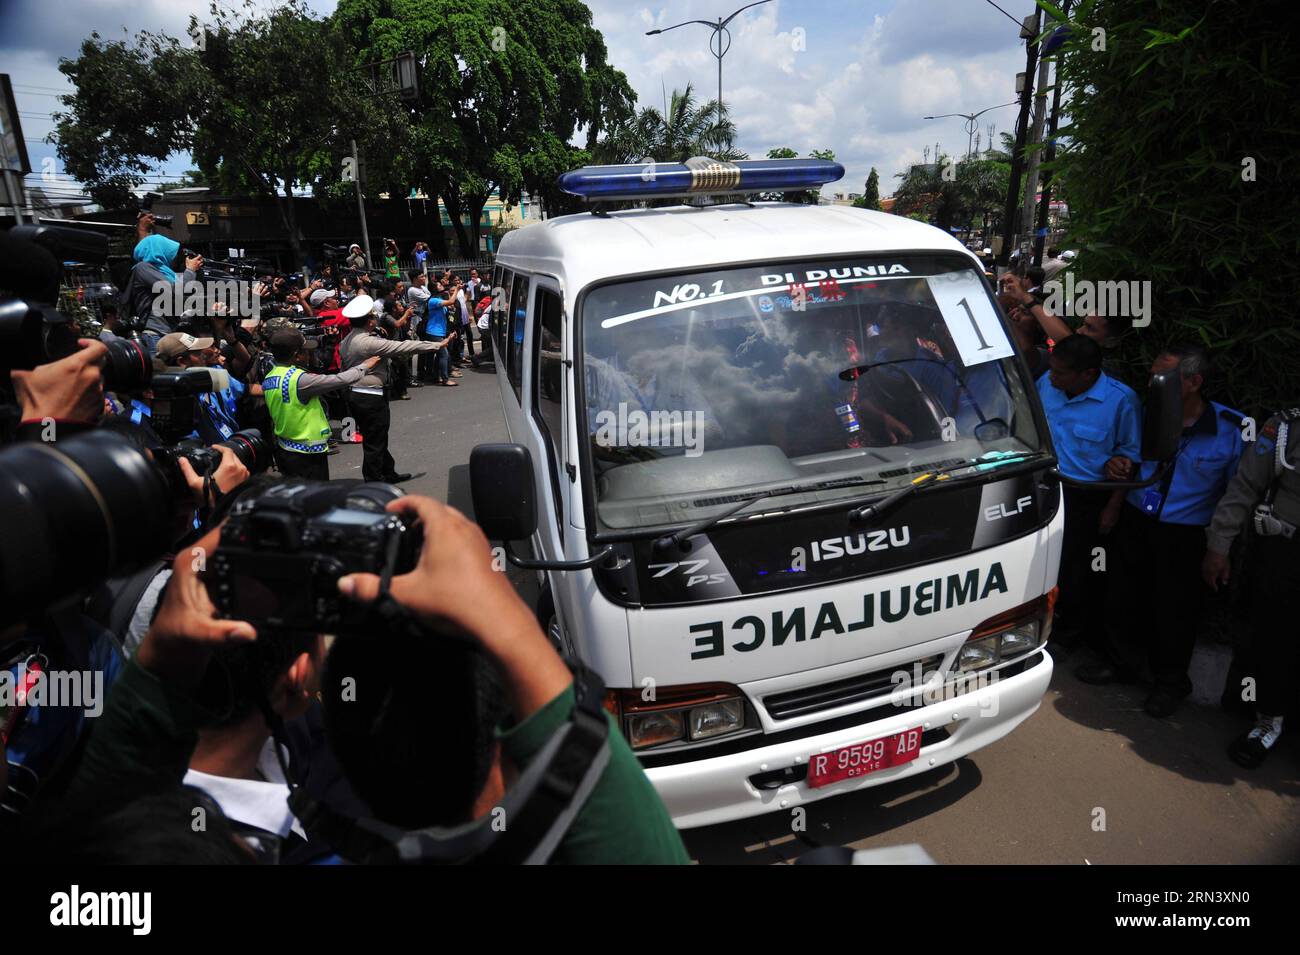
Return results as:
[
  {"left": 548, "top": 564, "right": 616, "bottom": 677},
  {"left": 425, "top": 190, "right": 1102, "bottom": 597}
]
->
[
  {"left": 1076, "top": 345, "right": 1244, "bottom": 717},
  {"left": 1036, "top": 334, "right": 1142, "bottom": 649},
  {"left": 337, "top": 294, "right": 453, "bottom": 482},
  {"left": 263, "top": 326, "right": 379, "bottom": 480},
  {"left": 1202, "top": 402, "right": 1300, "bottom": 767}
]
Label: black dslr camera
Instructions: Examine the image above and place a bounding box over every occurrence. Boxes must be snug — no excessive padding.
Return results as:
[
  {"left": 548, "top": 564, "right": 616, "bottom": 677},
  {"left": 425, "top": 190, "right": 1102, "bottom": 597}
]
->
[
  {"left": 139, "top": 191, "right": 174, "bottom": 229},
  {"left": 150, "top": 366, "right": 228, "bottom": 443},
  {"left": 209, "top": 481, "right": 423, "bottom": 634}
]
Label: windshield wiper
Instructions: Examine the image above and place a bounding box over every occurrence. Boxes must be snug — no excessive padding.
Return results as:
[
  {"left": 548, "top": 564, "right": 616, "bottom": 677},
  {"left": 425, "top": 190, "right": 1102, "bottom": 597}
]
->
[
  {"left": 848, "top": 451, "right": 1047, "bottom": 526},
  {"left": 652, "top": 476, "right": 885, "bottom": 552}
]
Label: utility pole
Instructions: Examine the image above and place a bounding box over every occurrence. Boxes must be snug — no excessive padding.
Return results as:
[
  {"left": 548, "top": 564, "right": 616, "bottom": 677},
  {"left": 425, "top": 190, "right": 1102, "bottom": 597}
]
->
[
  {"left": 351, "top": 138, "right": 371, "bottom": 267},
  {"left": 1020, "top": 30, "right": 1052, "bottom": 268},
  {"left": 997, "top": 10, "right": 1042, "bottom": 270},
  {"left": 1033, "top": 1, "right": 1072, "bottom": 265}
]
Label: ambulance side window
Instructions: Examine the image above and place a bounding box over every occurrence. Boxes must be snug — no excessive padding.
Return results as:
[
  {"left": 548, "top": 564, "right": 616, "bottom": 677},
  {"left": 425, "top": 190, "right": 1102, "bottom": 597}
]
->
[
  {"left": 507, "top": 274, "right": 530, "bottom": 402},
  {"left": 532, "top": 287, "right": 565, "bottom": 525},
  {"left": 495, "top": 267, "right": 514, "bottom": 354}
]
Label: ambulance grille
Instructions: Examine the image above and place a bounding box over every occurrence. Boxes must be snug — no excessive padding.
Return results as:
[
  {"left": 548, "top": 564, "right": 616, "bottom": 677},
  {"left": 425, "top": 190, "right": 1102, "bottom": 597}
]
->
[{"left": 763, "top": 654, "right": 945, "bottom": 720}]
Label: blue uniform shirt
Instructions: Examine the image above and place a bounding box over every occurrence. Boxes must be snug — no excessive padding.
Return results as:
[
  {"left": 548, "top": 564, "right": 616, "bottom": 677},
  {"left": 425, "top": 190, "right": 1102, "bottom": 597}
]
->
[
  {"left": 1126, "top": 400, "right": 1244, "bottom": 525},
  {"left": 1037, "top": 370, "right": 1141, "bottom": 481}
]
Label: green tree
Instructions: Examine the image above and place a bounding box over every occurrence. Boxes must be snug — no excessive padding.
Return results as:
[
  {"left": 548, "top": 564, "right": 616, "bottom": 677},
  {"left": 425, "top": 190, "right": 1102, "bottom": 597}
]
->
[
  {"left": 891, "top": 155, "right": 963, "bottom": 230},
  {"left": 854, "top": 167, "right": 881, "bottom": 210},
  {"left": 333, "top": 0, "right": 635, "bottom": 253},
  {"left": 53, "top": 31, "right": 203, "bottom": 212},
  {"left": 1044, "top": 0, "right": 1300, "bottom": 415},
  {"left": 599, "top": 84, "right": 744, "bottom": 165},
  {"left": 157, "top": 169, "right": 210, "bottom": 192},
  {"left": 956, "top": 157, "right": 1010, "bottom": 243},
  {"left": 54, "top": 1, "right": 376, "bottom": 271}
]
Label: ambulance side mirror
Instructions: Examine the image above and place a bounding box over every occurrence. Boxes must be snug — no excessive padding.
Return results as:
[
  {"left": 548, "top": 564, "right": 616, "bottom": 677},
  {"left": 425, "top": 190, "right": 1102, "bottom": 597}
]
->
[
  {"left": 1142, "top": 370, "right": 1182, "bottom": 462},
  {"left": 470, "top": 443, "right": 538, "bottom": 542}
]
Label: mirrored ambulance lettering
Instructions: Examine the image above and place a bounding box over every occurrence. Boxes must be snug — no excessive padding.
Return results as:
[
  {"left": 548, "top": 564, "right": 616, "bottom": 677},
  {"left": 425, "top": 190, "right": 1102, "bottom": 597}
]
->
[{"left": 689, "top": 561, "right": 1008, "bottom": 660}]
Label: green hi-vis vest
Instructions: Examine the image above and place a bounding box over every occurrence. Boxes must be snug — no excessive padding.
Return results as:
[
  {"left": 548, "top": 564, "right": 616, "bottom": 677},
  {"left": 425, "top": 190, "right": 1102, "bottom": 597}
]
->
[{"left": 263, "top": 364, "right": 331, "bottom": 454}]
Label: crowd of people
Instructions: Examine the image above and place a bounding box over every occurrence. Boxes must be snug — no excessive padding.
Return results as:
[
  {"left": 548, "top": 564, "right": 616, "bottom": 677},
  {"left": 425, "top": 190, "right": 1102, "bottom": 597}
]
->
[
  {"left": 0, "top": 219, "right": 690, "bottom": 864},
  {"left": 0, "top": 212, "right": 1295, "bottom": 864},
  {"left": 997, "top": 266, "right": 1298, "bottom": 769},
  {"left": 111, "top": 218, "right": 500, "bottom": 483}
]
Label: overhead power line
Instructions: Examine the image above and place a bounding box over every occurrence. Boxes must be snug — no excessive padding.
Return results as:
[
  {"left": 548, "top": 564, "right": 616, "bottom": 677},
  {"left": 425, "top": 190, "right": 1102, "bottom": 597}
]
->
[{"left": 983, "top": 0, "right": 1024, "bottom": 28}]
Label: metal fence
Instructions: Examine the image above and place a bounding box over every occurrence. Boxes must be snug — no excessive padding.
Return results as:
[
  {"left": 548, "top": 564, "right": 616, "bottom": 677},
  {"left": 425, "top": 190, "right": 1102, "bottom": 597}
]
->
[{"left": 391, "top": 255, "right": 495, "bottom": 278}]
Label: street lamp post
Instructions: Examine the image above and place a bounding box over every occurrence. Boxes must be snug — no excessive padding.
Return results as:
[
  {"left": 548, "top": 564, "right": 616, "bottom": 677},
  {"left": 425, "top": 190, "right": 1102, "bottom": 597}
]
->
[
  {"left": 923, "top": 102, "right": 1019, "bottom": 160},
  {"left": 646, "top": 0, "right": 774, "bottom": 129}
]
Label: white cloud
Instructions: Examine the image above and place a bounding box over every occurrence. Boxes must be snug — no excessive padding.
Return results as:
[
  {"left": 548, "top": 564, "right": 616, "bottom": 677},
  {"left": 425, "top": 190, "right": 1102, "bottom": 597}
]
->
[
  {"left": 1, "top": 0, "right": 1031, "bottom": 200},
  {"left": 588, "top": 0, "right": 1028, "bottom": 196}
]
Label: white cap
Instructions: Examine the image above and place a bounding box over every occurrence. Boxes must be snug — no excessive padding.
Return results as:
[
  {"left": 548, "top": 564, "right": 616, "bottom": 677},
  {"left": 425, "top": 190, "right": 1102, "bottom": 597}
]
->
[{"left": 342, "top": 294, "right": 376, "bottom": 319}]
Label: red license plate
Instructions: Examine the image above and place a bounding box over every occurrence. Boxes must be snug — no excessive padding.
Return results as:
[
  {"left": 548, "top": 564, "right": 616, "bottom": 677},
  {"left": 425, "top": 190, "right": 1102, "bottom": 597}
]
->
[{"left": 807, "top": 726, "right": 924, "bottom": 789}]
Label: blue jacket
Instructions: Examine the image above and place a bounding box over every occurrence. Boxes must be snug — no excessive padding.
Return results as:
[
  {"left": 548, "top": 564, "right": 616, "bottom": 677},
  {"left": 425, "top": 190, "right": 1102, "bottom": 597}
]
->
[{"left": 1127, "top": 400, "right": 1245, "bottom": 525}]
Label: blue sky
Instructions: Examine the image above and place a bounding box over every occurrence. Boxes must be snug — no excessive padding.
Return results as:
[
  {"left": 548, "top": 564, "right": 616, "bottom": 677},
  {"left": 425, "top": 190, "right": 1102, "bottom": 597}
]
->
[{"left": 0, "top": 0, "right": 1031, "bottom": 204}]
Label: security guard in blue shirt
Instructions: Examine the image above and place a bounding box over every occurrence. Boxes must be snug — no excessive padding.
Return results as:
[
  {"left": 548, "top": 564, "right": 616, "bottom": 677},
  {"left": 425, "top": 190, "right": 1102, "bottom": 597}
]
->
[
  {"left": 1036, "top": 334, "right": 1141, "bottom": 650},
  {"left": 1077, "top": 344, "right": 1244, "bottom": 717}
]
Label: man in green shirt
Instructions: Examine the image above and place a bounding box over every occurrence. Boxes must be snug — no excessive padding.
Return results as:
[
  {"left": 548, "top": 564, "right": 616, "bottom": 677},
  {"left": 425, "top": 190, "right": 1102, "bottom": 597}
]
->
[{"left": 35, "top": 496, "right": 688, "bottom": 865}]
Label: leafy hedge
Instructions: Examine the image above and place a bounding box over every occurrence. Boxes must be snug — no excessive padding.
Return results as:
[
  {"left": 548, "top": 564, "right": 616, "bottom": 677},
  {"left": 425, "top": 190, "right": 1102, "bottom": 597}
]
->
[{"left": 1044, "top": 0, "right": 1300, "bottom": 418}]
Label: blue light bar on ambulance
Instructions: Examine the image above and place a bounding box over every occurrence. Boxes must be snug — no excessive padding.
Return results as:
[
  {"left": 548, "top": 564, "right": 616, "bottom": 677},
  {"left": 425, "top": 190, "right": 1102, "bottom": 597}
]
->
[{"left": 557, "top": 157, "right": 845, "bottom": 201}]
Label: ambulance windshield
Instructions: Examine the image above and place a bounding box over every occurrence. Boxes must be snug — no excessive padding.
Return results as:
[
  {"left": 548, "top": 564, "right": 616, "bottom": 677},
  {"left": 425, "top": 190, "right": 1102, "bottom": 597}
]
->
[{"left": 579, "top": 254, "right": 1045, "bottom": 532}]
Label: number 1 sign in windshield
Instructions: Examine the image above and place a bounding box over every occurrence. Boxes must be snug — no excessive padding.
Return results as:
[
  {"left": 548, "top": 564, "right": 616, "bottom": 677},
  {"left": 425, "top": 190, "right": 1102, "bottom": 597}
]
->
[{"left": 926, "top": 269, "right": 1016, "bottom": 368}]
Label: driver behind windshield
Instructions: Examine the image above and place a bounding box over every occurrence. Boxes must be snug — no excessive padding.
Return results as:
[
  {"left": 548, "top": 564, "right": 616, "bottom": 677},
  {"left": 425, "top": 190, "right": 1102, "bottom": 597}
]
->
[{"left": 864, "top": 302, "right": 1014, "bottom": 440}]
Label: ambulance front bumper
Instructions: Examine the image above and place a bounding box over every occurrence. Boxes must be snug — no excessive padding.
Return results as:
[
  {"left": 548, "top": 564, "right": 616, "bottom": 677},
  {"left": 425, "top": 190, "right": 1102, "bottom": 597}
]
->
[{"left": 644, "top": 650, "right": 1053, "bottom": 830}]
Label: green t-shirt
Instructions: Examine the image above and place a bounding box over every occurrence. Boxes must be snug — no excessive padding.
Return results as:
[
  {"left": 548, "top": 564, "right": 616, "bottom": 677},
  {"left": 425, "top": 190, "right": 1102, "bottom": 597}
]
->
[{"left": 499, "top": 685, "right": 690, "bottom": 865}]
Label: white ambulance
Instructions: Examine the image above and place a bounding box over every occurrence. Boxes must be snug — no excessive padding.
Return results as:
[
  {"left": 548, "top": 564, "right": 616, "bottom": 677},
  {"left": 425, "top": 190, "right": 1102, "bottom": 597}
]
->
[{"left": 469, "top": 158, "right": 1174, "bottom": 829}]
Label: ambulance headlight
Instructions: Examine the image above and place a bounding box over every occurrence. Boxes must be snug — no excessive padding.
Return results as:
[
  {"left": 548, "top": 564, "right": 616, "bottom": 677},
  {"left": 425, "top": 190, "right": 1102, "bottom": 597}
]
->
[
  {"left": 958, "top": 637, "right": 1000, "bottom": 673},
  {"left": 961, "top": 589, "right": 1057, "bottom": 672},
  {"left": 690, "top": 699, "right": 745, "bottom": 740},
  {"left": 999, "top": 622, "right": 1041, "bottom": 658},
  {"left": 605, "top": 683, "right": 750, "bottom": 750},
  {"left": 627, "top": 710, "right": 686, "bottom": 749}
]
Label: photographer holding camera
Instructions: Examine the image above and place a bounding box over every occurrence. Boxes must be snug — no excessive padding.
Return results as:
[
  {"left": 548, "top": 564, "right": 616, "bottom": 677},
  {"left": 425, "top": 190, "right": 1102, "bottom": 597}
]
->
[
  {"left": 22, "top": 492, "right": 688, "bottom": 865},
  {"left": 345, "top": 244, "right": 366, "bottom": 271},
  {"left": 123, "top": 212, "right": 204, "bottom": 355},
  {"left": 0, "top": 335, "right": 258, "bottom": 824}
]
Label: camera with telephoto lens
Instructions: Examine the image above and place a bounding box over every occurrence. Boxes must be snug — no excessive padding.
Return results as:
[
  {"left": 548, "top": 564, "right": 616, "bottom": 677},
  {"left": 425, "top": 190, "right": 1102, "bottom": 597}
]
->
[
  {"left": 150, "top": 366, "right": 229, "bottom": 444},
  {"left": 0, "top": 225, "right": 152, "bottom": 392},
  {"left": 208, "top": 480, "right": 423, "bottom": 634},
  {"left": 139, "top": 191, "right": 173, "bottom": 229},
  {"left": 151, "top": 428, "right": 270, "bottom": 502},
  {"left": 0, "top": 424, "right": 269, "bottom": 626},
  {"left": 147, "top": 365, "right": 271, "bottom": 493}
]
